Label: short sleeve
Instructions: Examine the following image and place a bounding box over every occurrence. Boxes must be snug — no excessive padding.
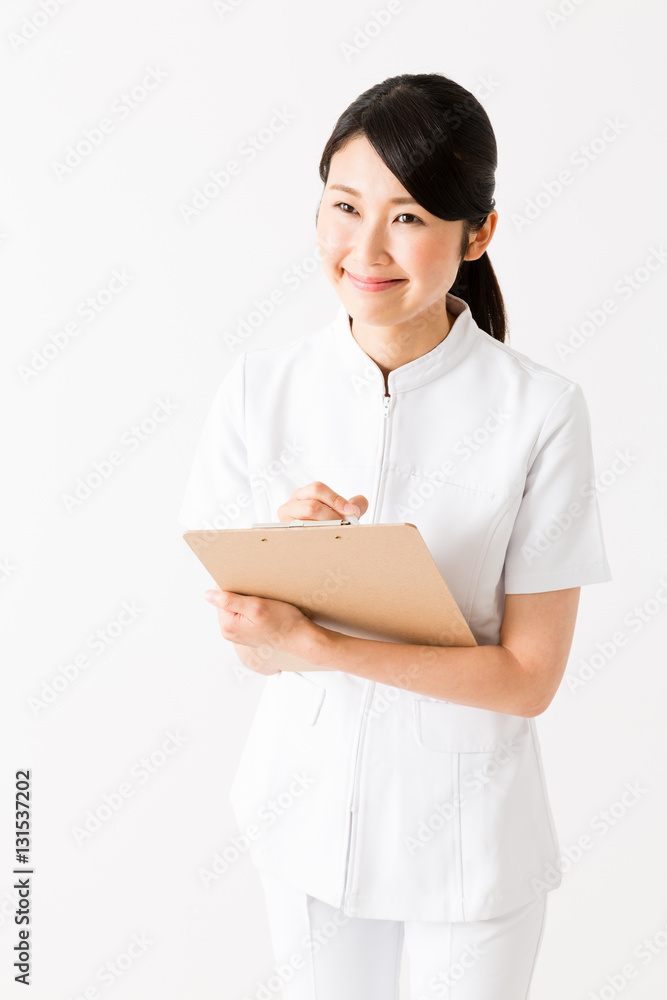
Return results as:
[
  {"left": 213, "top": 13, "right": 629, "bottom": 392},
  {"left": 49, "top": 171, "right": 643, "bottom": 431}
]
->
[
  {"left": 503, "top": 381, "right": 613, "bottom": 594},
  {"left": 177, "top": 352, "right": 256, "bottom": 531}
]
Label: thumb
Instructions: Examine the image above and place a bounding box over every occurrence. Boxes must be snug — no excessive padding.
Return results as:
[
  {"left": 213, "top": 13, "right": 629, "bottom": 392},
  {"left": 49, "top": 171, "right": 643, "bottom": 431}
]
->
[{"left": 347, "top": 494, "right": 369, "bottom": 518}]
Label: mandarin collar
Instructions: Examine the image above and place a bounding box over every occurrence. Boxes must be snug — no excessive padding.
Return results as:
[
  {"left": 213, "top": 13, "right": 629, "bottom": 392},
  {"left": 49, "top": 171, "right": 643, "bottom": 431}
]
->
[{"left": 329, "top": 292, "right": 481, "bottom": 393}]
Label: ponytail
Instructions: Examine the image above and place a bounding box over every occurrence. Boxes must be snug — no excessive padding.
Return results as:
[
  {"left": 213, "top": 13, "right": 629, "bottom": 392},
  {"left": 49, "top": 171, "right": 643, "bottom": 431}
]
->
[{"left": 451, "top": 253, "right": 508, "bottom": 344}]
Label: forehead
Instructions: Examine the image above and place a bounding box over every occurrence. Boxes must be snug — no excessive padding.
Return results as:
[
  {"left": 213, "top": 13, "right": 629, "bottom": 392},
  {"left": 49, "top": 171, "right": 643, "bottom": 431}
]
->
[{"left": 327, "top": 135, "right": 411, "bottom": 196}]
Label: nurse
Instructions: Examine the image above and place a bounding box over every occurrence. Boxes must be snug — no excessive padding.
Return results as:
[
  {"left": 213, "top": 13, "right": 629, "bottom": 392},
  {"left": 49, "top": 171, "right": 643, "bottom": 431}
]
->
[{"left": 180, "top": 72, "right": 612, "bottom": 999}]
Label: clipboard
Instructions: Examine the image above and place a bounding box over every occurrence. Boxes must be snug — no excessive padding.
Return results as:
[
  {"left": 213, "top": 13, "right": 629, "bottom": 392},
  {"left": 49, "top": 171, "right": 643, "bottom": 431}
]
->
[{"left": 183, "top": 520, "right": 476, "bottom": 670}]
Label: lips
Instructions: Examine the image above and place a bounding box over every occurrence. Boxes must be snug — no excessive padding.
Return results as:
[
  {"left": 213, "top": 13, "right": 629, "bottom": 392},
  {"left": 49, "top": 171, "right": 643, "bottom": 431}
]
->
[{"left": 345, "top": 270, "right": 406, "bottom": 292}]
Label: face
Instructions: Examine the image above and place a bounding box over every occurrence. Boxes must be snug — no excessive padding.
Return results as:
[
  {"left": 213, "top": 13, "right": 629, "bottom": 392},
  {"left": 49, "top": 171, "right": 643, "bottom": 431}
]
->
[{"left": 316, "top": 133, "right": 489, "bottom": 330}]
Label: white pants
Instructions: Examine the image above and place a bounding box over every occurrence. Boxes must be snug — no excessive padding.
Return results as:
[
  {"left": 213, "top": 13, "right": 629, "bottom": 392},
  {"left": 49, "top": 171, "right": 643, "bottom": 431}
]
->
[{"left": 258, "top": 870, "right": 548, "bottom": 1000}]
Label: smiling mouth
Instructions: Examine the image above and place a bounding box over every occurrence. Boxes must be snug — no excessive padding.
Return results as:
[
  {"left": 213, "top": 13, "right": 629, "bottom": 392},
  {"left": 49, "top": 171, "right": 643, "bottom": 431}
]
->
[{"left": 344, "top": 270, "right": 407, "bottom": 291}]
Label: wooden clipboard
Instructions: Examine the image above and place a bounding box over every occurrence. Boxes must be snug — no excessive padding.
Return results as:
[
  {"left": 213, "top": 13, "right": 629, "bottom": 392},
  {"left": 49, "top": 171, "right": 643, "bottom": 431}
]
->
[{"left": 183, "top": 520, "right": 476, "bottom": 670}]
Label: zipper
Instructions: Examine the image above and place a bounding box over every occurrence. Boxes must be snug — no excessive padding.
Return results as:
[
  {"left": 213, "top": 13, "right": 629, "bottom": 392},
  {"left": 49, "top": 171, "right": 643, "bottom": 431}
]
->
[
  {"left": 341, "top": 678, "right": 375, "bottom": 912},
  {"left": 373, "top": 393, "right": 393, "bottom": 522},
  {"left": 340, "top": 388, "right": 395, "bottom": 913}
]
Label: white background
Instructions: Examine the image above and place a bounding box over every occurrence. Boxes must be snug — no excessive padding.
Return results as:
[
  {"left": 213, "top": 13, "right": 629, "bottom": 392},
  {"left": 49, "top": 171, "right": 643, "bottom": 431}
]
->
[{"left": 1, "top": 0, "right": 666, "bottom": 997}]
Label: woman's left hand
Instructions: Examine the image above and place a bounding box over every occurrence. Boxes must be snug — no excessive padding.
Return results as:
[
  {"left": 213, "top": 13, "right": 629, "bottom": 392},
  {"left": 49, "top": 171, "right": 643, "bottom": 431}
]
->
[{"left": 204, "top": 587, "right": 311, "bottom": 655}]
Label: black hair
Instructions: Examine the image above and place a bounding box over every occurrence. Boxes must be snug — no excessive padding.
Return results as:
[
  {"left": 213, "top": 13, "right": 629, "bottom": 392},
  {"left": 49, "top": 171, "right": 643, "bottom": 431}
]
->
[{"left": 318, "top": 72, "right": 507, "bottom": 342}]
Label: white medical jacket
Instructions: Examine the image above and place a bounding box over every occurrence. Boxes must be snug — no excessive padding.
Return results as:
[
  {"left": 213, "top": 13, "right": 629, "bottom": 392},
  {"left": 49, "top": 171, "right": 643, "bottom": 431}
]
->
[{"left": 178, "top": 292, "right": 612, "bottom": 921}]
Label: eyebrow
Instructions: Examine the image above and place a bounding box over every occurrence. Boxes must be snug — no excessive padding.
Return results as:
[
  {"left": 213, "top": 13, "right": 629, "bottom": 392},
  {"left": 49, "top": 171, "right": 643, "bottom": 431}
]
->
[{"left": 328, "top": 183, "right": 418, "bottom": 206}]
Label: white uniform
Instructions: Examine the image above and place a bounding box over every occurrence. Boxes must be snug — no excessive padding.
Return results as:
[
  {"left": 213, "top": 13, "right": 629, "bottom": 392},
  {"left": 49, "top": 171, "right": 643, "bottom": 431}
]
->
[{"left": 178, "top": 292, "right": 612, "bottom": 923}]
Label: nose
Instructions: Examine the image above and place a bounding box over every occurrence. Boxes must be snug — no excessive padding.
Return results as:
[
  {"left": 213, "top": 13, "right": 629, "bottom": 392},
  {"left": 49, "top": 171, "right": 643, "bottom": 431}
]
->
[{"left": 350, "top": 218, "right": 392, "bottom": 268}]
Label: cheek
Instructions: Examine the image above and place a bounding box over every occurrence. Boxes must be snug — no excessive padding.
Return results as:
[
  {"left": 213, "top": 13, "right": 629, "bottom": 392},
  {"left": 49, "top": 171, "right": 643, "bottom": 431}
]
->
[
  {"left": 317, "top": 219, "right": 349, "bottom": 269},
  {"left": 407, "top": 240, "right": 460, "bottom": 283}
]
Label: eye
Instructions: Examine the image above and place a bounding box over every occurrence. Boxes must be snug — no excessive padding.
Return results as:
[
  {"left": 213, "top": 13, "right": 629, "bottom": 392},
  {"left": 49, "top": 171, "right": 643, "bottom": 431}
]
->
[{"left": 333, "top": 203, "right": 423, "bottom": 225}]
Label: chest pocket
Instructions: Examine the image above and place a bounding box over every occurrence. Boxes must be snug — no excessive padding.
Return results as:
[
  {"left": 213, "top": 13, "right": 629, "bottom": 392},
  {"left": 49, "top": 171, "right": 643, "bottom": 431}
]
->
[{"left": 413, "top": 697, "right": 529, "bottom": 752}]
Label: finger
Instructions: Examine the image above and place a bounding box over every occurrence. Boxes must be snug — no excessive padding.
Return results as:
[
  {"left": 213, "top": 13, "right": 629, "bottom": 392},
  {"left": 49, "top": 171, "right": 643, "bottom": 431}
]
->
[
  {"left": 204, "top": 587, "right": 223, "bottom": 606},
  {"left": 278, "top": 498, "right": 349, "bottom": 522},
  {"left": 348, "top": 494, "right": 370, "bottom": 518},
  {"left": 280, "top": 482, "right": 361, "bottom": 521},
  {"left": 204, "top": 589, "right": 249, "bottom": 613}
]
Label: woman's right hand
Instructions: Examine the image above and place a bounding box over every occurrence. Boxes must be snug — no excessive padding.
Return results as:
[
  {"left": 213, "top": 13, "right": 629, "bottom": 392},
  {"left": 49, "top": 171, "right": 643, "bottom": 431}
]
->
[
  {"left": 233, "top": 482, "right": 367, "bottom": 673},
  {"left": 277, "top": 481, "right": 369, "bottom": 523}
]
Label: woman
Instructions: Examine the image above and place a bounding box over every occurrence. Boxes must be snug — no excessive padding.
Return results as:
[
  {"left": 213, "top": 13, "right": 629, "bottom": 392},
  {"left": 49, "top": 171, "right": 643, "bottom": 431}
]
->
[{"left": 179, "top": 73, "right": 612, "bottom": 999}]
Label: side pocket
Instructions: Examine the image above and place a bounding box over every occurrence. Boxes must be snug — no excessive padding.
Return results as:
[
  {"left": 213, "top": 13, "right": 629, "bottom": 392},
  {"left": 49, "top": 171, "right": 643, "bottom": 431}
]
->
[
  {"left": 278, "top": 671, "right": 326, "bottom": 727},
  {"left": 228, "top": 673, "right": 327, "bottom": 828}
]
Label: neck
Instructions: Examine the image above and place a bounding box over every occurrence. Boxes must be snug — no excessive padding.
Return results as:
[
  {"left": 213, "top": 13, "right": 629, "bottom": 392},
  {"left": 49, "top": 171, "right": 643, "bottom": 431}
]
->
[{"left": 349, "top": 300, "right": 456, "bottom": 391}]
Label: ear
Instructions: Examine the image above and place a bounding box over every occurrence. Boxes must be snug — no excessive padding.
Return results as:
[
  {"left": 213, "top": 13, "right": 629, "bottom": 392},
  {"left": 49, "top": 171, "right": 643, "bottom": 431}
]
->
[{"left": 464, "top": 209, "right": 498, "bottom": 262}]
